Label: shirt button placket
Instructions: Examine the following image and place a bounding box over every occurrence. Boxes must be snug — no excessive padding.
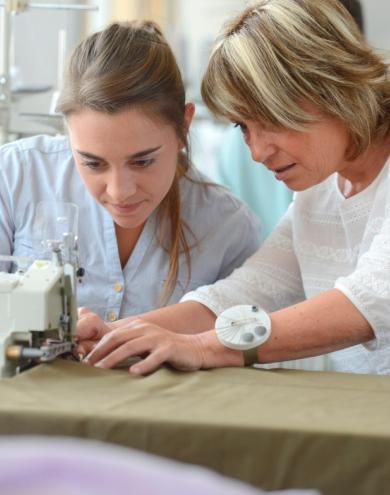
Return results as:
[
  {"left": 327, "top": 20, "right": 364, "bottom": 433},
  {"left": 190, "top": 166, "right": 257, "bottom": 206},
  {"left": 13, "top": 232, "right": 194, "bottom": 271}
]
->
[
  {"left": 114, "top": 282, "right": 123, "bottom": 293},
  {"left": 107, "top": 311, "right": 117, "bottom": 322}
]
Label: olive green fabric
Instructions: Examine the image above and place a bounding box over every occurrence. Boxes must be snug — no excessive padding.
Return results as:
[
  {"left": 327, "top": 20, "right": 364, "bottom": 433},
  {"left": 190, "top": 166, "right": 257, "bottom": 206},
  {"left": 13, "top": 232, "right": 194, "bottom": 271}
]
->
[{"left": 1, "top": 360, "right": 390, "bottom": 494}]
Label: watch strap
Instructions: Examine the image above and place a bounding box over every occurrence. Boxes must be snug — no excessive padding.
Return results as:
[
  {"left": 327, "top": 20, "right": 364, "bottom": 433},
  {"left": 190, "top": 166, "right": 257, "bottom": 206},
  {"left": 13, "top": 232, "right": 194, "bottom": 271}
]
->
[{"left": 243, "top": 346, "right": 258, "bottom": 367}]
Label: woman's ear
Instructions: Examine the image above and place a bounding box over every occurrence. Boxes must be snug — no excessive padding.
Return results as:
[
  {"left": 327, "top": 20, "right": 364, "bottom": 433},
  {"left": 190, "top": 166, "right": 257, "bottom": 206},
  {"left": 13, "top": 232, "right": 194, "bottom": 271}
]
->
[
  {"left": 178, "top": 103, "right": 195, "bottom": 151},
  {"left": 183, "top": 102, "right": 195, "bottom": 134}
]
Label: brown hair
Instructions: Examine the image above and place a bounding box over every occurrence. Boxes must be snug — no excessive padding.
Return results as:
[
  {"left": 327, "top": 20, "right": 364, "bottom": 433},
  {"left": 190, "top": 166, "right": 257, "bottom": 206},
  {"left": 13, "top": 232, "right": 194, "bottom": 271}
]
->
[
  {"left": 201, "top": 0, "right": 390, "bottom": 158},
  {"left": 56, "top": 21, "right": 194, "bottom": 303}
]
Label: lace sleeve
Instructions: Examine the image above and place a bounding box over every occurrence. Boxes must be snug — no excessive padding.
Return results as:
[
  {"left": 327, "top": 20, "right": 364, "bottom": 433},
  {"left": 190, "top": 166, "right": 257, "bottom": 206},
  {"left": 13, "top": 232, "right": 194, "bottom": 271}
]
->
[
  {"left": 181, "top": 203, "right": 305, "bottom": 315},
  {"left": 335, "top": 200, "right": 390, "bottom": 351}
]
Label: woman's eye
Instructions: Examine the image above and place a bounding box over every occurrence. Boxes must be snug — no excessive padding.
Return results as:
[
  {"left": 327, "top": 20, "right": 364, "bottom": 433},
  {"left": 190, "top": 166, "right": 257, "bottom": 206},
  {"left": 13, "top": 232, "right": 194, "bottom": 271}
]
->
[
  {"left": 233, "top": 122, "right": 248, "bottom": 134},
  {"left": 82, "top": 160, "right": 102, "bottom": 170},
  {"left": 133, "top": 158, "right": 155, "bottom": 168}
]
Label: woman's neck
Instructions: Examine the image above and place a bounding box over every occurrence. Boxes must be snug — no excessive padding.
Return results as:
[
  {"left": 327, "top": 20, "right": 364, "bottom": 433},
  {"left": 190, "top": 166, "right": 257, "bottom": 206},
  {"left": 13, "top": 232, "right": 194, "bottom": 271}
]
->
[
  {"left": 338, "top": 136, "right": 390, "bottom": 198},
  {"left": 115, "top": 223, "right": 145, "bottom": 269}
]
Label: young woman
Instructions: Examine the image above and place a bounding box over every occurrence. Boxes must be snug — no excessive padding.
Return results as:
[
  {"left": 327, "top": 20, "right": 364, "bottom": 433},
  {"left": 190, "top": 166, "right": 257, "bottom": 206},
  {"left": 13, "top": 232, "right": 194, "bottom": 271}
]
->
[
  {"left": 77, "top": 0, "right": 390, "bottom": 376},
  {"left": 0, "top": 21, "right": 260, "bottom": 321}
]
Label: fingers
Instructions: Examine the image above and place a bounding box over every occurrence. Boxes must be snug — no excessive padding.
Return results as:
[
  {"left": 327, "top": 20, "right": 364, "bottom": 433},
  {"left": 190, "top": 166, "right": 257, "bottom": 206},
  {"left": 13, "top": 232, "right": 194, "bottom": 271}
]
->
[
  {"left": 128, "top": 334, "right": 204, "bottom": 375},
  {"left": 83, "top": 319, "right": 172, "bottom": 373},
  {"left": 93, "top": 337, "right": 160, "bottom": 370},
  {"left": 77, "top": 309, "right": 109, "bottom": 341},
  {"left": 78, "top": 306, "right": 92, "bottom": 317},
  {"left": 76, "top": 315, "right": 100, "bottom": 341},
  {"left": 81, "top": 320, "right": 206, "bottom": 376},
  {"left": 129, "top": 347, "right": 169, "bottom": 375},
  {"left": 75, "top": 340, "right": 97, "bottom": 358},
  {"left": 84, "top": 319, "right": 146, "bottom": 365}
]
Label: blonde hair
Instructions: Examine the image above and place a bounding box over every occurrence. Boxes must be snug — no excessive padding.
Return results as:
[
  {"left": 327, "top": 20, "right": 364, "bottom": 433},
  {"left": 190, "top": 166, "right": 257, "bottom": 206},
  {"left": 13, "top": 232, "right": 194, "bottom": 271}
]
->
[
  {"left": 57, "top": 21, "right": 194, "bottom": 304},
  {"left": 202, "top": 0, "right": 390, "bottom": 158}
]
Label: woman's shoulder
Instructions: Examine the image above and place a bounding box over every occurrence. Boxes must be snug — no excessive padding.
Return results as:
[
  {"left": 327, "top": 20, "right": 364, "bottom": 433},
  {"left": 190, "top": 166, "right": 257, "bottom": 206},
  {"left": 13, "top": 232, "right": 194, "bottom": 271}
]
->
[
  {"left": 180, "top": 166, "right": 257, "bottom": 215},
  {"left": 0, "top": 135, "right": 77, "bottom": 197},
  {"left": 0, "top": 135, "right": 72, "bottom": 170},
  {"left": 179, "top": 166, "right": 261, "bottom": 242},
  {"left": 1, "top": 134, "right": 70, "bottom": 155}
]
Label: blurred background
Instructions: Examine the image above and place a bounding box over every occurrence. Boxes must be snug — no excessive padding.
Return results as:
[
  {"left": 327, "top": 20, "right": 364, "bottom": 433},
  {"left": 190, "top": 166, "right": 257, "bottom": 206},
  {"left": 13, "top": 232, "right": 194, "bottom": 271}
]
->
[{"left": 1, "top": 0, "right": 389, "bottom": 238}]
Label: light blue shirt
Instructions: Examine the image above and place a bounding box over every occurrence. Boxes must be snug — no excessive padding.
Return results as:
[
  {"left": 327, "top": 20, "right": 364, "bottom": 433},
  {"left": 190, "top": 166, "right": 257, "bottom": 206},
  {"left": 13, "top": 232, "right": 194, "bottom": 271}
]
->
[{"left": 0, "top": 135, "right": 261, "bottom": 320}]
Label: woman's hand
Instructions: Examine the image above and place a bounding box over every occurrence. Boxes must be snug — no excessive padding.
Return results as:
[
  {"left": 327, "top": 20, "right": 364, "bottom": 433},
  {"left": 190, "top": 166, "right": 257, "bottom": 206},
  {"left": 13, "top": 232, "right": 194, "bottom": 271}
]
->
[
  {"left": 83, "top": 319, "right": 244, "bottom": 375},
  {"left": 76, "top": 307, "right": 114, "bottom": 357}
]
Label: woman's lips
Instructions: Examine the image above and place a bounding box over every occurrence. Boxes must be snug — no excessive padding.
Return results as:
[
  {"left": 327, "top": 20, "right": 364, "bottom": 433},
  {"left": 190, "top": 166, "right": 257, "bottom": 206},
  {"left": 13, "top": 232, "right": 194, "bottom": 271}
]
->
[
  {"left": 111, "top": 201, "right": 144, "bottom": 214},
  {"left": 274, "top": 163, "right": 296, "bottom": 181}
]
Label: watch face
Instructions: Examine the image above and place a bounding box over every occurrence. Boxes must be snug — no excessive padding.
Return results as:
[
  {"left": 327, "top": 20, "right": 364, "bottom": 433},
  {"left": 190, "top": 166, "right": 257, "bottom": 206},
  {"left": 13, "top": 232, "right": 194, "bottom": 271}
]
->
[{"left": 215, "top": 305, "right": 271, "bottom": 350}]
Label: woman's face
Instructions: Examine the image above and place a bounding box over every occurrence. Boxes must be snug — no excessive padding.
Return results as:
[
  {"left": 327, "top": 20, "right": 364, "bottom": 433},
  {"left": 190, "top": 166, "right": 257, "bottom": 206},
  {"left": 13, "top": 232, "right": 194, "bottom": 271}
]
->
[
  {"left": 67, "top": 105, "right": 193, "bottom": 230},
  {"left": 234, "top": 108, "right": 351, "bottom": 191}
]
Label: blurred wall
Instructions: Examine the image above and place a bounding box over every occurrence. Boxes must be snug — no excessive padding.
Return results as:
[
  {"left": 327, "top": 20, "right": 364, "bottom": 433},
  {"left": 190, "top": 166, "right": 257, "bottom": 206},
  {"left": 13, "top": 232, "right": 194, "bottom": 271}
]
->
[
  {"left": 4, "top": 0, "right": 389, "bottom": 137},
  {"left": 10, "top": 0, "right": 390, "bottom": 104},
  {"left": 173, "top": 0, "right": 245, "bottom": 101},
  {"left": 361, "top": 0, "right": 390, "bottom": 56},
  {"left": 12, "top": 9, "right": 82, "bottom": 90}
]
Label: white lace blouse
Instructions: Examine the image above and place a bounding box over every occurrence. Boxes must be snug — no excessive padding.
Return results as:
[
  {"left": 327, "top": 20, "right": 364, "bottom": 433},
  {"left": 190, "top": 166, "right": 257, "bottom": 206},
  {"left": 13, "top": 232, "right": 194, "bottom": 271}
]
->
[{"left": 182, "top": 156, "right": 390, "bottom": 374}]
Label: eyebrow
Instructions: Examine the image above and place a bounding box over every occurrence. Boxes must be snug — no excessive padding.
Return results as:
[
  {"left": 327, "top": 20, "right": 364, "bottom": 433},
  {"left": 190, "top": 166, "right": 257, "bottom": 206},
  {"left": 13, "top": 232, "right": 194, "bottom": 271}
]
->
[{"left": 76, "top": 145, "right": 162, "bottom": 161}]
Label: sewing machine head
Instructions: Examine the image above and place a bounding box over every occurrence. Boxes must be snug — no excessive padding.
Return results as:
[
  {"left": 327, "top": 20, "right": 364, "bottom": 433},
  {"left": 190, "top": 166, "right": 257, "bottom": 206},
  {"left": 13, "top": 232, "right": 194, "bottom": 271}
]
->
[{"left": 0, "top": 202, "right": 83, "bottom": 378}]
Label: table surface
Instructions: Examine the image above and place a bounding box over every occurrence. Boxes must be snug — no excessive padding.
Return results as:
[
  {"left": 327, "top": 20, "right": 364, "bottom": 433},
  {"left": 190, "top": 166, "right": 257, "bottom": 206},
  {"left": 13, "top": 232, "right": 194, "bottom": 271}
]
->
[{"left": 1, "top": 360, "right": 390, "bottom": 495}]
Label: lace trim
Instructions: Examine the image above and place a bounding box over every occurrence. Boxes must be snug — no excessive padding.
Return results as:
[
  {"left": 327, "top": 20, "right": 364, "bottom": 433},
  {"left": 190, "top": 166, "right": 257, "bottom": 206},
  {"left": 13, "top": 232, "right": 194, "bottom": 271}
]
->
[
  {"left": 339, "top": 200, "right": 373, "bottom": 224},
  {"left": 349, "top": 271, "right": 390, "bottom": 296},
  {"left": 255, "top": 262, "right": 303, "bottom": 294},
  {"left": 303, "top": 276, "right": 337, "bottom": 291},
  {"left": 297, "top": 209, "right": 344, "bottom": 226},
  {"left": 263, "top": 232, "right": 294, "bottom": 253},
  {"left": 365, "top": 216, "right": 385, "bottom": 235},
  {"left": 296, "top": 240, "right": 360, "bottom": 263},
  {"left": 184, "top": 264, "right": 303, "bottom": 314}
]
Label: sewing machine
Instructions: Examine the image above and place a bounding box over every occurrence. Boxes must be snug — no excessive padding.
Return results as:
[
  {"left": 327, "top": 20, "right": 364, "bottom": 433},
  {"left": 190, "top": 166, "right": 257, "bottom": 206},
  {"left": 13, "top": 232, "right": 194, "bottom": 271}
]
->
[{"left": 0, "top": 202, "right": 83, "bottom": 378}]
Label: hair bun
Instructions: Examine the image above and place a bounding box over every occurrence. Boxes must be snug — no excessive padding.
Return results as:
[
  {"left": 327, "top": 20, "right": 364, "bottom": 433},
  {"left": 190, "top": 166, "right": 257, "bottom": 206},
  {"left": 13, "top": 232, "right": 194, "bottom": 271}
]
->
[{"left": 131, "top": 19, "right": 164, "bottom": 38}]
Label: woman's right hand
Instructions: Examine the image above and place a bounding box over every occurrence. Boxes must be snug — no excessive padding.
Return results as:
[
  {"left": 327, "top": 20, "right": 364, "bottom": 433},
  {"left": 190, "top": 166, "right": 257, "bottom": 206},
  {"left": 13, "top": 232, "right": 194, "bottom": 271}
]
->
[
  {"left": 75, "top": 307, "right": 113, "bottom": 358},
  {"left": 82, "top": 319, "right": 243, "bottom": 375}
]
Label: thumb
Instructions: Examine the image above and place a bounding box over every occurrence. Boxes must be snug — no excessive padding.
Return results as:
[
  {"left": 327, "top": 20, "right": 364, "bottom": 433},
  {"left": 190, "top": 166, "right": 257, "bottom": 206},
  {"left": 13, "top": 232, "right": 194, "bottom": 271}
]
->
[{"left": 76, "top": 313, "right": 104, "bottom": 341}]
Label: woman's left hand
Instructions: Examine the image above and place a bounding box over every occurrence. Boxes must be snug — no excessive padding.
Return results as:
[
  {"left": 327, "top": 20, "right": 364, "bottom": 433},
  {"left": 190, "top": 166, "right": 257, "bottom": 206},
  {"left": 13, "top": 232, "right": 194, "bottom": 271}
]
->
[{"left": 83, "top": 319, "right": 243, "bottom": 375}]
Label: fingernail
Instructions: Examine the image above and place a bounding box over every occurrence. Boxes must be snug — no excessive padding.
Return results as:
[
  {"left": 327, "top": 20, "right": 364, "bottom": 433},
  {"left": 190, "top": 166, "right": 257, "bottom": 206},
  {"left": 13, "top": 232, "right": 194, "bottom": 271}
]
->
[{"left": 130, "top": 365, "right": 140, "bottom": 375}]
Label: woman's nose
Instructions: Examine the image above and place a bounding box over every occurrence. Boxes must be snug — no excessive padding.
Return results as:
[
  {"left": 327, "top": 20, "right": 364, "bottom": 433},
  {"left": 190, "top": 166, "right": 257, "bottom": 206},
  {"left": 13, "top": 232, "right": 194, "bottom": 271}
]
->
[
  {"left": 248, "top": 131, "right": 277, "bottom": 164},
  {"left": 106, "top": 170, "right": 137, "bottom": 201}
]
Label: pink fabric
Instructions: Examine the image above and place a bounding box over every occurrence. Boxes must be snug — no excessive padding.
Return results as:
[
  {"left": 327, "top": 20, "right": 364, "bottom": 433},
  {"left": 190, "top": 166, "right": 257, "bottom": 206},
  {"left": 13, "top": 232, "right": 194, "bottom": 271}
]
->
[{"left": 0, "top": 436, "right": 319, "bottom": 495}]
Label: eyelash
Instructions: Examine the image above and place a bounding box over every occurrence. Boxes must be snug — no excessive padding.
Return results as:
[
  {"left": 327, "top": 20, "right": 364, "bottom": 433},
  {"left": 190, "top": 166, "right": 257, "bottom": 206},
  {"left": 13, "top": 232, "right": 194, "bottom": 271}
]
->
[
  {"left": 233, "top": 122, "right": 248, "bottom": 134},
  {"left": 82, "top": 160, "right": 101, "bottom": 170},
  {"left": 81, "top": 158, "right": 155, "bottom": 170},
  {"left": 133, "top": 158, "right": 155, "bottom": 168}
]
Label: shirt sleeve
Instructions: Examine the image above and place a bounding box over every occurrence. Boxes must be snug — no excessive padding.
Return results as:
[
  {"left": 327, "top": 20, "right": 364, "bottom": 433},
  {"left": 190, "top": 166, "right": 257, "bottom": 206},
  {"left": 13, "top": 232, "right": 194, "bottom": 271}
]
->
[
  {"left": 0, "top": 146, "right": 15, "bottom": 271},
  {"left": 335, "top": 200, "right": 390, "bottom": 351},
  {"left": 181, "top": 203, "right": 305, "bottom": 315},
  {"left": 215, "top": 202, "right": 261, "bottom": 280}
]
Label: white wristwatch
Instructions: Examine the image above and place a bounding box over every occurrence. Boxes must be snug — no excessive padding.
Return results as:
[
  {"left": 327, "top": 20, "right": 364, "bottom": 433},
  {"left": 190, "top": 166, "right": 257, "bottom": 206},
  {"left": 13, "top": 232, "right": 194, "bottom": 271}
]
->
[{"left": 215, "top": 305, "right": 271, "bottom": 366}]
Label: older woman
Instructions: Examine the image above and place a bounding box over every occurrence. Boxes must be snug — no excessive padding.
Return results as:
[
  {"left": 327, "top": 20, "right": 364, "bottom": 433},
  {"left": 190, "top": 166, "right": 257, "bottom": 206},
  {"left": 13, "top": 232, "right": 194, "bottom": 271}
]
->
[{"left": 77, "top": 0, "right": 390, "bottom": 376}]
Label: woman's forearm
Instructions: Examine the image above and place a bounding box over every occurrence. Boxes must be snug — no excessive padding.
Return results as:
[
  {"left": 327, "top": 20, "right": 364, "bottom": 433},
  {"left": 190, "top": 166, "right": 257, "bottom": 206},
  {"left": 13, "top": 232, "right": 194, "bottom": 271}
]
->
[{"left": 257, "top": 288, "right": 374, "bottom": 364}]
